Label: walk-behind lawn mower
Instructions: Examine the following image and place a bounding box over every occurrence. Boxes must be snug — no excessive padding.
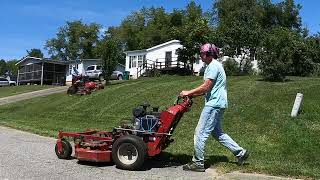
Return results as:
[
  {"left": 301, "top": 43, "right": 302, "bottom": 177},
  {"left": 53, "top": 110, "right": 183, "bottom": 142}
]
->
[
  {"left": 55, "top": 96, "right": 192, "bottom": 170},
  {"left": 67, "top": 74, "right": 104, "bottom": 95}
]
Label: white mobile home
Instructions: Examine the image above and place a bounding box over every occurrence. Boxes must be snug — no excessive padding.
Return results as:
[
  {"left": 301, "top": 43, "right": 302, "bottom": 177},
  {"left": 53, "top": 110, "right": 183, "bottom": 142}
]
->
[{"left": 124, "top": 40, "right": 204, "bottom": 79}]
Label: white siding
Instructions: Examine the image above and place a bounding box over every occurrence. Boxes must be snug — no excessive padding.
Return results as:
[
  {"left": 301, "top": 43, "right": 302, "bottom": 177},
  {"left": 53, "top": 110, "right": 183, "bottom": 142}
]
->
[
  {"left": 125, "top": 52, "right": 147, "bottom": 78},
  {"left": 125, "top": 40, "right": 207, "bottom": 78},
  {"left": 146, "top": 43, "right": 182, "bottom": 63}
]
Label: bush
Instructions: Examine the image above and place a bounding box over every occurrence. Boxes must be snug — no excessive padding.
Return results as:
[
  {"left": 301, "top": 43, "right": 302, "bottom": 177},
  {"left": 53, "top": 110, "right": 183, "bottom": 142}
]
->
[
  {"left": 240, "top": 57, "right": 253, "bottom": 75},
  {"left": 223, "top": 58, "right": 239, "bottom": 76},
  {"left": 257, "top": 27, "right": 314, "bottom": 81},
  {"left": 311, "top": 63, "right": 320, "bottom": 76},
  {"left": 223, "top": 57, "right": 253, "bottom": 76}
]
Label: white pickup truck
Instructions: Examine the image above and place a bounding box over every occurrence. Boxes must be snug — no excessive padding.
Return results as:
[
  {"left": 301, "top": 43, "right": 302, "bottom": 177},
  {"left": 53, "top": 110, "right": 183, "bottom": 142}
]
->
[
  {"left": 85, "top": 65, "right": 123, "bottom": 81},
  {"left": 0, "top": 77, "right": 16, "bottom": 86}
]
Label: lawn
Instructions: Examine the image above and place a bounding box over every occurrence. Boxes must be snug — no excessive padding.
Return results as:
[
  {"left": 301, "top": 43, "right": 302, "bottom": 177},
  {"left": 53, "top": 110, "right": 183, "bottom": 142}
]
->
[
  {"left": 0, "top": 75, "right": 319, "bottom": 179},
  {"left": 0, "top": 85, "right": 52, "bottom": 98}
]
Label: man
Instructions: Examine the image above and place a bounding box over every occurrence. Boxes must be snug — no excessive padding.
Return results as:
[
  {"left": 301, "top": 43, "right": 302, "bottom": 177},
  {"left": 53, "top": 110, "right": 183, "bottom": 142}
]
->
[{"left": 180, "top": 43, "right": 249, "bottom": 172}]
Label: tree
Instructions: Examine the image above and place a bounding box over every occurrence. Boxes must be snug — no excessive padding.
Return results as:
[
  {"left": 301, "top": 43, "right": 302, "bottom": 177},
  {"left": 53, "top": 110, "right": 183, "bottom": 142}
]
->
[
  {"left": 257, "top": 27, "right": 313, "bottom": 81},
  {"left": 175, "top": 18, "right": 213, "bottom": 67},
  {"left": 27, "top": 48, "right": 44, "bottom": 58},
  {"left": 305, "top": 33, "right": 320, "bottom": 64},
  {"left": 175, "top": 1, "right": 213, "bottom": 70},
  {"left": 45, "top": 20, "right": 101, "bottom": 60},
  {"left": 108, "top": 6, "right": 175, "bottom": 51},
  {"left": 5, "top": 60, "right": 19, "bottom": 75},
  {"left": 0, "top": 59, "right": 7, "bottom": 76},
  {"left": 213, "top": 0, "right": 263, "bottom": 71},
  {"left": 97, "top": 37, "right": 124, "bottom": 82}
]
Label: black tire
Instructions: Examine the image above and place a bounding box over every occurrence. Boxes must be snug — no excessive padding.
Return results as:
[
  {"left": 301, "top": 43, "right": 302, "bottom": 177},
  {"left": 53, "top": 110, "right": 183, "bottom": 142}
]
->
[
  {"left": 67, "top": 86, "right": 77, "bottom": 94},
  {"left": 117, "top": 75, "right": 123, "bottom": 80},
  {"left": 112, "top": 135, "right": 146, "bottom": 170},
  {"left": 55, "top": 140, "right": 72, "bottom": 159},
  {"left": 98, "top": 84, "right": 104, "bottom": 89},
  {"left": 10, "top": 83, "right": 15, "bottom": 86}
]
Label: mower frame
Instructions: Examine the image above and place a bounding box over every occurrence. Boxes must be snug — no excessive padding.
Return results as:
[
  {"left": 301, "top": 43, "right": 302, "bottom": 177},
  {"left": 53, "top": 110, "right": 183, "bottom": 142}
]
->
[{"left": 55, "top": 96, "right": 192, "bottom": 170}]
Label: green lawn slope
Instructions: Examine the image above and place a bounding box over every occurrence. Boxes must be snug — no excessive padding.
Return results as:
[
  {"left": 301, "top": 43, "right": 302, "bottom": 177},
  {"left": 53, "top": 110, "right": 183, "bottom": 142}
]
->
[{"left": 0, "top": 75, "right": 319, "bottom": 179}]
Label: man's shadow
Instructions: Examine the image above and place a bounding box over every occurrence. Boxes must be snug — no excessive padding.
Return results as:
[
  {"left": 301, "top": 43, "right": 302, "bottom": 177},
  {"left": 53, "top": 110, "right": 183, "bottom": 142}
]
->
[
  {"left": 74, "top": 152, "right": 237, "bottom": 171},
  {"left": 140, "top": 152, "right": 231, "bottom": 171}
]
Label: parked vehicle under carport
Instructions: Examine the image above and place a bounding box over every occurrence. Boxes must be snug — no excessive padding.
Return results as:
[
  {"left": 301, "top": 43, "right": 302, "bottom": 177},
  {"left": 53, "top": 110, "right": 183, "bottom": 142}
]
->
[
  {"left": 85, "top": 65, "right": 123, "bottom": 81},
  {"left": 0, "top": 77, "right": 16, "bottom": 86}
]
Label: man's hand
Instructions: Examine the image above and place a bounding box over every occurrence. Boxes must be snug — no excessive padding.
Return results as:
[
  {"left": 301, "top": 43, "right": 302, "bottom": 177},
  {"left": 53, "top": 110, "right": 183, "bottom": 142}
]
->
[
  {"left": 179, "top": 79, "right": 214, "bottom": 98},
  {"left": 180, "top": 90, "right": 191, "bottom": 97}
]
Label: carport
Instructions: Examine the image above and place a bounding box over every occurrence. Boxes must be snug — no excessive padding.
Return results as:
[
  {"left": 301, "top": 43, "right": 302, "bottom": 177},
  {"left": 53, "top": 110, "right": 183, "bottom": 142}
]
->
[{"left": 16, "top": 57, "right": 68, "bottom": 85}]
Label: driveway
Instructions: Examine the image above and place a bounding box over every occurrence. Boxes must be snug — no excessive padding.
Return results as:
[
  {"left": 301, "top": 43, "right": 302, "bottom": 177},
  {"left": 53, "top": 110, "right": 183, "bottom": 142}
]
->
[
  {"left": 0, "top": 86, "right": 68, "bottom": 106},
  {"left": 0, "top": 126, "right": 215, "bottom": 180},
  {"left": 0, "top": 126, "right": 299, "bottom": 180}
]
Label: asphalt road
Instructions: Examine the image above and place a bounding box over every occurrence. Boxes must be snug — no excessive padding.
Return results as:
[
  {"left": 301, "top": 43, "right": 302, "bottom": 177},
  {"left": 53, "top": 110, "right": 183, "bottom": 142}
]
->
[{"left": 0, "top": 126, "right": 215, "bottom": 180}]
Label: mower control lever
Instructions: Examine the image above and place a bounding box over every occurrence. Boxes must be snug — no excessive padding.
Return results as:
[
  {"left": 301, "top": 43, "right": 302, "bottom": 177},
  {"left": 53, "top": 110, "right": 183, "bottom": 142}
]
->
[{"left": 175, "top": 96, "right": 192, "bottom": 106}]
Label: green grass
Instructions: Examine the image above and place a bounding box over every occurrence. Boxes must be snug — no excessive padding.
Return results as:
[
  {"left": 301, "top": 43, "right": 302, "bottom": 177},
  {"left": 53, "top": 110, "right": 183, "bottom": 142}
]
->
[
  {"left": 0, "top": 85, "right": 52, "bottom": 98},
  {"left": 0, "top": 75, "right": 319, "bottom": 179}
]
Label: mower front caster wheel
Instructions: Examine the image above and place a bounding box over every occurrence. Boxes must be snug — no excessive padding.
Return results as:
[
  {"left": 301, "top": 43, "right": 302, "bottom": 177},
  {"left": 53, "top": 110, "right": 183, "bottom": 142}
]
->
[
  {"left": 112, "top": 135, "right": 146, "bottom": 170},
  {"left": 55, "top": 139, "right": 72, "bottom": 159}
]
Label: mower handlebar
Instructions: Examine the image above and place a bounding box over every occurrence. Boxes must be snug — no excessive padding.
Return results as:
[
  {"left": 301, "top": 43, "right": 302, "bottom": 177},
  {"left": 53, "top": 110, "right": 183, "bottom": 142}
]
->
[{"left": 175, "top": 96, "right": 192, "bottom": 107}]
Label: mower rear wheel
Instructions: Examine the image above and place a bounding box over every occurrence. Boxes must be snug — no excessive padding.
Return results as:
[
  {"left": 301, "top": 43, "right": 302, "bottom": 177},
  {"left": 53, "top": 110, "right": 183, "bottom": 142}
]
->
[
  {"left": 112, "top": 135, "right": 146, "bottom": 170},
  {"left": 55, "top": 140, "right": 72, "bottom": 159}
]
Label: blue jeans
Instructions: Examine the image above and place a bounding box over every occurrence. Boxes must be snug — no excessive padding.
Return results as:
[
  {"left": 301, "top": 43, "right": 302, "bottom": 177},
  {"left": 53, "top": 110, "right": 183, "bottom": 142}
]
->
[{"left": 192, "top": 106, "right": 245, "bottom": 167}]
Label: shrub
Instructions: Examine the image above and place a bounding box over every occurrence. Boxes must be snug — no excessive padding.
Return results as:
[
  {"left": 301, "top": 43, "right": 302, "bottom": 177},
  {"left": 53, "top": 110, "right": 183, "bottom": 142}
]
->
[
  {"left": 223, "top": 58, "right": 239, "bottom": 76},
  {"left": 257, "top": 27, "right": 314, "bottom": 81},
  {"left": 240, "top": 57, "right": 253, "bottom": 75}
]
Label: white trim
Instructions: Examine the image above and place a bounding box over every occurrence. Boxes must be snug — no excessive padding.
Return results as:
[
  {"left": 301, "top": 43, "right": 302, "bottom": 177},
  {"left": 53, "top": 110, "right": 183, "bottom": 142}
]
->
[{"left": 146, "top": 40, "right": 180, "bottom": 51}]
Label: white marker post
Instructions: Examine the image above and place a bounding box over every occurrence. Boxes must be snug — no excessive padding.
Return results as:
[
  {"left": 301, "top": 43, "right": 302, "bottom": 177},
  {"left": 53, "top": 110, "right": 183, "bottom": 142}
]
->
[{"left": 291, "top": 93, "right": 303, "bottom": 117}]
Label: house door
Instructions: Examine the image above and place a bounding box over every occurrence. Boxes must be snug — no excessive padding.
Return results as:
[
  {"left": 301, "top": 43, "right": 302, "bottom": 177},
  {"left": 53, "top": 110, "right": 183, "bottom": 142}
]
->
[{"left": 165, "top": 51, "right": 172, "bottom": 67}]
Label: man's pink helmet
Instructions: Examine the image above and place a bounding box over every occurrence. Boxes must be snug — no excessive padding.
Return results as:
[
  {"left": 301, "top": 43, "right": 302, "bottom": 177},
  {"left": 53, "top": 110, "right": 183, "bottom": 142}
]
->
[{"left": 200, "top": 43, "right": 219, "bottom": 58}]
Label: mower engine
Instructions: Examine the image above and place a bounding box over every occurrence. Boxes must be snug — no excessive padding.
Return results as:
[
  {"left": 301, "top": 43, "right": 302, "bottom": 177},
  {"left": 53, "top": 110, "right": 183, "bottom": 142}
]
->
[{"left": 132, "top": 103, "right": 161, "bottom": 133}]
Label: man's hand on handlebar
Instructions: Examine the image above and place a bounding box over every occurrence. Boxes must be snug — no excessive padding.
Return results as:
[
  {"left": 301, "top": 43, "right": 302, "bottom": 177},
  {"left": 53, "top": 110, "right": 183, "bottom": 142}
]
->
[
  {"left": 180, "top": 90, "right": 191, "bottom": 97},
  {"left": 180, "top": 91, "right": 204, "bottom": 98}
]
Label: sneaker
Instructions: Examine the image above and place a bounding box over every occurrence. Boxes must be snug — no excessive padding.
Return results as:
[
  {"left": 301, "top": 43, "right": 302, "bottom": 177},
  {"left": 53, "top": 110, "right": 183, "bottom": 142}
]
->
[
  {"left": 237, "top": 150, "right": 250, "bottom": 166},
  {"left": 182, "top": 162, "right": 205, "bottom": 172}
]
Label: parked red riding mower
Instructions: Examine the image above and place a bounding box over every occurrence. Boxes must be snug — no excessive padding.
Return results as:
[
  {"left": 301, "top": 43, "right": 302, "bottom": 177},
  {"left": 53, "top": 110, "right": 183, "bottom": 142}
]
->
[
  {"left": 55, "top": 96, "right": 192, "bottom": 170},
  {"left": 67, "top": 74, "right": 104, "bottom": 95}
]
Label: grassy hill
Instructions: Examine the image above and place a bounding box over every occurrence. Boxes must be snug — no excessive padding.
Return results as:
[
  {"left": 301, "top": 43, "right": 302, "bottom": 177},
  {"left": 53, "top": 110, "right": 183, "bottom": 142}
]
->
[{"left": 0, "top": 75, "right": 319, "bottom": 178}]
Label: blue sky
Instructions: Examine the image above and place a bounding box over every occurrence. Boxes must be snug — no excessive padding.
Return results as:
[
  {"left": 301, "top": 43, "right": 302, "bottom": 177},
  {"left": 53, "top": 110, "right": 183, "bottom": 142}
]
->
[{"left": 0, "top": 0, "right": 319, "bottom": 60}]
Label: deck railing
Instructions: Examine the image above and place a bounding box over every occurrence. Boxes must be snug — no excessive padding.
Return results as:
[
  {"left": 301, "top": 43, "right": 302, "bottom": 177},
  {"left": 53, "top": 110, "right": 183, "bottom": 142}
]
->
[{"left": 136, "top": 57, "right": 189, "bottom": 78}]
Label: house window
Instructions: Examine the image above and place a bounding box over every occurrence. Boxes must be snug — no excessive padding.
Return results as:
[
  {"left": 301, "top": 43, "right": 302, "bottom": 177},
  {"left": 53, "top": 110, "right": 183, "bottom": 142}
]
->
[
  {"left": 138, "top": 55, "right": 144, "bottom": 67},
  {"left": 130, "top": 56, "right": 137, "bottom": 68}
]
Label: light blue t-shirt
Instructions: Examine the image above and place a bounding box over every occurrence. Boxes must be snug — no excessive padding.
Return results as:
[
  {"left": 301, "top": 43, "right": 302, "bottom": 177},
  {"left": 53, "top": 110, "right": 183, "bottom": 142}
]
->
[{"left": 203, "top": 60, "right": 228, "bottom": 108}]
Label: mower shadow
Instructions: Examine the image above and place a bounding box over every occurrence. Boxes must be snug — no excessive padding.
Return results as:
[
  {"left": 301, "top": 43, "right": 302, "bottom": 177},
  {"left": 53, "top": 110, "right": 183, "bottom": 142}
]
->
[
  {"left": 77, "top": 160, "right": 114, "bottom": 167},
  {"left": 73, "top": 152, "right": 235, "bottom": 171},
  {"left": 140, "top": 152, "right": 231, "bottom": 171}
]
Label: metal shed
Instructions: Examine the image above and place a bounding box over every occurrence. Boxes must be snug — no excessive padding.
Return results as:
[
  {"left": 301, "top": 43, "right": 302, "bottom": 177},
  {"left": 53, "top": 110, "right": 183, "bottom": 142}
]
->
[{"left": 16, "top": 57, "right": 68, "bottom": 85}]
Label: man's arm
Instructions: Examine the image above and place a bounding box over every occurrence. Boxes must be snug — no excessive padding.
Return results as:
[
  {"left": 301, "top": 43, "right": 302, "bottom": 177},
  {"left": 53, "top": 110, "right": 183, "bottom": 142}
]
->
[{"left": 180, "top": 79, "right": 214, "bottom": 97}]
